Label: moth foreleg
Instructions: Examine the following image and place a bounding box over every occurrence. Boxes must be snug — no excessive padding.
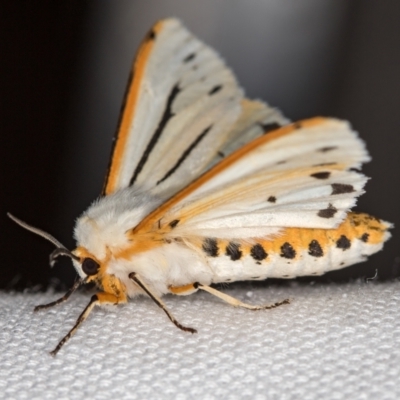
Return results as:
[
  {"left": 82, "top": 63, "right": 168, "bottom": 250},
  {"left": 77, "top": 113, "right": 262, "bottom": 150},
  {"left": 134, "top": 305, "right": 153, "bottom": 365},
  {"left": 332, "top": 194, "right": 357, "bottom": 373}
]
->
[
  {"left": 34, "top": 277, "right": 82, "bottom": 312},
  {"left": 129, "top": 273, "right": 197, "bottom": 334},
  {"left": 194, "top": 283, "right": 290, "bottom": 310},
  {"left": 50, "top": 292, "right": 122, "bottom": 356}
]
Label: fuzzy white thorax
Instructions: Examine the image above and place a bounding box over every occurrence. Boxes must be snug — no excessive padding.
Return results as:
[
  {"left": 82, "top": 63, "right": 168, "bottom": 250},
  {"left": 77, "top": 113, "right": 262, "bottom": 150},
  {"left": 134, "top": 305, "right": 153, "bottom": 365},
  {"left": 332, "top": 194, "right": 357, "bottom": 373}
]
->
[
  {"left": 72, "top": 187, "right": 213, "bottom": 295},
  {"left": 74, "top": 187, "right": 162, "bottom": 261}
]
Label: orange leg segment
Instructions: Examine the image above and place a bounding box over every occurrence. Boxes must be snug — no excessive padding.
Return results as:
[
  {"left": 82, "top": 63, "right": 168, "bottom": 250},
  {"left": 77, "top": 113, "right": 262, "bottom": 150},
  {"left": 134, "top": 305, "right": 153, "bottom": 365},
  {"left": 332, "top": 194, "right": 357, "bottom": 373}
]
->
[{"left": 169, "top": 283, "right": 198, "bottom": 295}]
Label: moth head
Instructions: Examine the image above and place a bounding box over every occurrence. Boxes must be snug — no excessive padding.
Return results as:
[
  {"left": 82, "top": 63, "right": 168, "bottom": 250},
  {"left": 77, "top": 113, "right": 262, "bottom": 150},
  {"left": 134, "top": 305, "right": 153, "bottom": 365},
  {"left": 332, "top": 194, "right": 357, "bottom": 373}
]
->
[
  {"left": 7, "top": 213, "right": 101, "bottom": 282},
  {"left": 71, "top": 247, "right": 103, "bottom": 282}
]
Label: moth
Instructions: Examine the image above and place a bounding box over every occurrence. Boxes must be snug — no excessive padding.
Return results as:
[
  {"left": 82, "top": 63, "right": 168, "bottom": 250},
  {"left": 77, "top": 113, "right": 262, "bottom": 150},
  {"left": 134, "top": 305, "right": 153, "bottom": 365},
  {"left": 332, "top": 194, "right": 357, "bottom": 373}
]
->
[{"left": 9, "top": 18, "right": 392, "bottom": 355}]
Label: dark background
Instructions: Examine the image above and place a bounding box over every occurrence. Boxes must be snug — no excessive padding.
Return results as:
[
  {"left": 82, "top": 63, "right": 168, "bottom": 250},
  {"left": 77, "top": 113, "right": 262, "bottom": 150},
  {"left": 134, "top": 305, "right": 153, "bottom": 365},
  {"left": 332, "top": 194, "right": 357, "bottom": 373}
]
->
[{"left": 1, "top": 1, "right": 399, "bottom": 291}]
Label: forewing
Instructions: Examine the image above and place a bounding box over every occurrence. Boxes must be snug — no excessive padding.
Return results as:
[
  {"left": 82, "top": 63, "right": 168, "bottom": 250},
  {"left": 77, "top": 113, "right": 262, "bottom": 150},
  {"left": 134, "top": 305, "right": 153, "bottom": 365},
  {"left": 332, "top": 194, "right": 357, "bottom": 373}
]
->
[
  {"left": 133, "top": 118, "right": 370, "bottom": 240},
  {"left": 207, "top": 98, "right": 290, "bottom": 168},
  {"left": 103, "top": 18, "right": 243, "bottom": 198}
]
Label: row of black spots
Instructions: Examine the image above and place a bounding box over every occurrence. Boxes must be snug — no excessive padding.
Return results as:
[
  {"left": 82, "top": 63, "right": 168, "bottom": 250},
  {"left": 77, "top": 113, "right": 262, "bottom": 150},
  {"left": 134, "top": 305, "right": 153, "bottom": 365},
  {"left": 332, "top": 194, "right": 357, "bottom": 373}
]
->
[
  {"left": 146, "top": 29, "right": 156, "bottom": 41},
  {"left": 310, "top": 171, "right": 331, "bottom": 180},
  {"left": 225, "top": 242, "right": 242, "bottom": 261},
  {"left": 313, "top": 162, "right": 337, "bottom": 167},
  {"left": 361, "top": 233, "right": 369, "bottom": 243},
  {"left": 336, "top": 235, "right": 351, "bottom": 250},
  {"left": 202, "top": 238, "right": 219, "bottom": 257},
  {"left": 258, "top": 122, "right": 282, "bottom": 135},
  {"left": 331, "top": 183, "right": 354, "bottom": 195},
  {"left": 250, "top": 244, "right": 268, "bottom": 261},
  {"left": 169, "top": 219, "right": 180, "bottom": 229},
  {"left": 318, "top": 146, "right": 337, "bottom": 153},
  {"left": 183, "top": 52, "right": 196, "bottom": 63},
  {"left": 280, "top": 242, "right": 296, "bottom": 259},
  {"left": 318, "top": 204, "right": 338, "bottom": 219},
  {"left": 308, "top": 240, "right": 324, "bottom": 257},
  {"left": 209, "top": 85, "right": 222, "bottom": 96}
]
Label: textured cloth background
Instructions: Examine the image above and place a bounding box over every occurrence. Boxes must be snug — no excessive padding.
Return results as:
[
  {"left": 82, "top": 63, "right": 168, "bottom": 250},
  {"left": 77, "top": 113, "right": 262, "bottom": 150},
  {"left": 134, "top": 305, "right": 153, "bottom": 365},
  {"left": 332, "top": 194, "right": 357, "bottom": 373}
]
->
[{"left": 1, "top": 281, "right": 399, "bottom": 399}]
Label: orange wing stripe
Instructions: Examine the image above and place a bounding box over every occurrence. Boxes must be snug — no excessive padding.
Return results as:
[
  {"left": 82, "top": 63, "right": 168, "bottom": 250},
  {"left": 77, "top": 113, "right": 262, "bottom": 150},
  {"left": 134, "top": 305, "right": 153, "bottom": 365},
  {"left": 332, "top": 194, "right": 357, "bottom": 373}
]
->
[
  {"left": 132, "top": 117, "right": 327, "bottom": 234},
  {"left": 104, "top": 21, "right": 165, "bottom": 195}
]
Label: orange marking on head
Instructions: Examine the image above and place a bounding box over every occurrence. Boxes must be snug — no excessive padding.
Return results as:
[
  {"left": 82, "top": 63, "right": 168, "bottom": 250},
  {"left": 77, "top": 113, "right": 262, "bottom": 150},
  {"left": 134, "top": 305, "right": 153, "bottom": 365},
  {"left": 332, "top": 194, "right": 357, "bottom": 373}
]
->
[
  {"left": 131, "top": 118, "right": 333, "bottom": 234},
  {"left": 104, "top": 20, "right": 165, "bottom": 195},
  {"left": 73, "top": 246, "right": 101, "bottom": 263}
]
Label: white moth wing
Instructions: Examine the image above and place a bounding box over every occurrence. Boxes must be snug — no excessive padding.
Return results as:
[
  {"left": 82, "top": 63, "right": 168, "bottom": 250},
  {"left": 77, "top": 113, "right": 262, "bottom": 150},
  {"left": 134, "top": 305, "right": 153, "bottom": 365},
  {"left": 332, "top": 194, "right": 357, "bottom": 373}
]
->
[
  {"left": 208, "top": 98, "right": 290, "bottom": 168},
  {"left": 104, "top": 18, "right": 243, "bottom": 199},
  {"left": 137, "top": 118, "right": 370, "bottom": 240}
]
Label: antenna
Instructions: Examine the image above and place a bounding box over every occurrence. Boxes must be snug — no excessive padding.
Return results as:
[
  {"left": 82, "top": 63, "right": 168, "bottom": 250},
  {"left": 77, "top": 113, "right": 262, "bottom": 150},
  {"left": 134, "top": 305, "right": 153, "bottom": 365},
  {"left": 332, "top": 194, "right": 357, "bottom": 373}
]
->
[{"left": 7, "top": 213, "right": 80, "bottom": 265}]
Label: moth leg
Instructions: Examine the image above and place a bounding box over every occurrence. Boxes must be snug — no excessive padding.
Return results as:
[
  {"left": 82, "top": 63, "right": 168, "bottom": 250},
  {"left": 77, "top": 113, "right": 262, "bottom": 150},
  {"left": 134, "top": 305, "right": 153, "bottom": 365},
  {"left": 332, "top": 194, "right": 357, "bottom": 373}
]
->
[
  {"left": 50, "top": 292, "right": 123, "bottom": 356},
  {"left": 129, "top": 272, "right": 197, "bottom": 334},
  {"left": 34, "top": 277, "right": 82, "bottom": 312},
  {"left": 194, "top": 282, "right": 290, "bottom": 310},
  {"left": 169, "top": 283, "right": 198, "bottom": 296}
]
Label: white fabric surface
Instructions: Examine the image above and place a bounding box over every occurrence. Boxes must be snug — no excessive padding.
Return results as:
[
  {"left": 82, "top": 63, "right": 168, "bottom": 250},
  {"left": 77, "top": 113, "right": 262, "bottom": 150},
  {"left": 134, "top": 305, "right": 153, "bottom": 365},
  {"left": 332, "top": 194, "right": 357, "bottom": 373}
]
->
[{"left": 0, "top": 281, "right": 399, "bottom": 399}]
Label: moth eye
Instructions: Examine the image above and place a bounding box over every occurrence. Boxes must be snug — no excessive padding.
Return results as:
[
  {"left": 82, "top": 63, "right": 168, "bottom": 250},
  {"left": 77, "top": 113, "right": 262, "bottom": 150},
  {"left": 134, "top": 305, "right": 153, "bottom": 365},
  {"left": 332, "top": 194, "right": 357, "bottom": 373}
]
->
[{"left": 82, "top": 257, "right": 100, "bottom": 276}]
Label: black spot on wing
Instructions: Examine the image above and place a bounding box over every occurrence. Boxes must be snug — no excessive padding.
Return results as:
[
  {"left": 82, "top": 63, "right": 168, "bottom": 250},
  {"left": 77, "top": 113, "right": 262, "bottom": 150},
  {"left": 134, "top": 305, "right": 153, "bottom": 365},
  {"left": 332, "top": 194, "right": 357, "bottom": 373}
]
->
[
  {"left": 331, "top": 183, "right": 355, "bottom": 195},
  {"left": 226, "top": 242, "right": 242, "bottom": 261},
  {"left": 280, "top": 242, "right": 296, "bottom": 259},
  {"left": 208, "top": 85, "right": 222, "bottom": 95},
  {"left": 217, "top": 151, "right": 225, "bottom": 158},
  {"left": 313, "top": 162, "right": 337, "bottom": 167},
  {"left": 130, "top": 84, "right": 181, "bottom": 186},
  {"left": 267, "top": 196, "right": 276, "bottom": 203},
  {"left": 318, "top": 204, "right": 337, "bottom": 219},
  {"left": 259, "top": 122, "right": 281, "bottom": 134},
  {"left": 169, "top": 220, "right": 180, "bottom": 229},
  {"left": 308, "top": 240, "right": 323, "bottom": 257},
  {"left": 318, "top": 146, "right": 338, "bottom": 153},
  {"left": 336, "top": 235, "right": 351, "bottom": 250},
  {"left": 310, "top": 171, "right": 331, "bottom": 179},
  {"left": 157, "top": 125, "right": 213, "bottom": 185},
  {"left": 183, "top": 52, "right": 196, "bottom": 63},
  {"left": 147, "top": 29, "right": 156, "bottom": 40},
  {"left": 250, "top": 244, "right": 268, "bottom": 261},
  {"left": 361, "top": 233, "right": 369, "bottom": 243},
  {"left": 202, "top": 238, "right": 219, "bottom": 257}
]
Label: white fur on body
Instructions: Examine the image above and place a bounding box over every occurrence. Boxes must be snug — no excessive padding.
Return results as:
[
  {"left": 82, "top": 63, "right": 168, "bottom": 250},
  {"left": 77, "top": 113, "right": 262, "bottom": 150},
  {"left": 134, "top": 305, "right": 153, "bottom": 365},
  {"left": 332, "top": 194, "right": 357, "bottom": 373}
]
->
[
  {"left": 73, "top": 187, "right": 389, "bottom": 299},
  {"left": 71, "top": 20, "right": 390, "bottom": 301},
  {"left": 74, "top": 187, "right": 213, "bottom": 297}
]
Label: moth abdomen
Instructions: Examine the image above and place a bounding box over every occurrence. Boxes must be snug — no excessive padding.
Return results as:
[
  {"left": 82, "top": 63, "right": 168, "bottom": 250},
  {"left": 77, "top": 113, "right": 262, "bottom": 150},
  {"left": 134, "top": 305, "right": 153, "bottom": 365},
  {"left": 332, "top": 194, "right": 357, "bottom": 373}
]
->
[{"left": 201, "top": 212, "right": 391, "bottom": 283}]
